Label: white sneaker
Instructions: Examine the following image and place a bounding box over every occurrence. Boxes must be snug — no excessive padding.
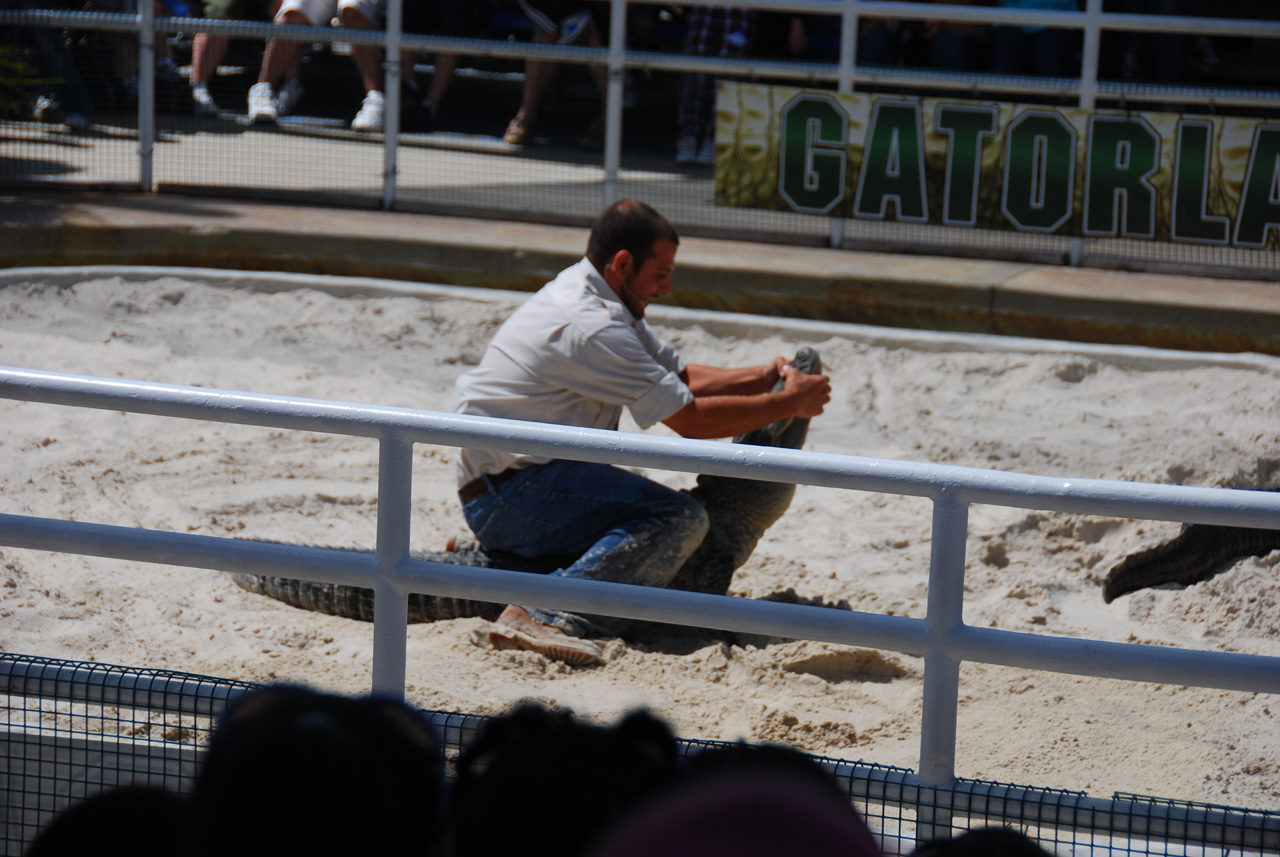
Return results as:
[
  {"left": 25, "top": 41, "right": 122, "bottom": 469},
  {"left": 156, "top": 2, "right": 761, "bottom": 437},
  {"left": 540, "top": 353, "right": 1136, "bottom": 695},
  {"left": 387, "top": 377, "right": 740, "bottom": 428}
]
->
[
  {"left": 351, "top": 90, "right": 384, "bottom": 132},
  {"left": 695, "top": 137, "right": 716, "bottom": 166},
  {"left": 248, "top": 82, "right": 276, "bottom": 124},
  {"left": 675, "top": 135, "right": 697, "bottom": 164},
  {"left": 275, "top": 79, "right": 303, "bottom": 116},
  {"left": 192, "top": 84, "right": 219, "bottom": 116}
]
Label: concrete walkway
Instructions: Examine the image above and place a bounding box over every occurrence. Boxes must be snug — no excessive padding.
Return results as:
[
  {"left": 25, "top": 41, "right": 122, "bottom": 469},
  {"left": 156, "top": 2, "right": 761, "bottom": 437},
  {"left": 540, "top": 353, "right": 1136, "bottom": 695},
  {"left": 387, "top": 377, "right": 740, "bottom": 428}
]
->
[{"left": 3, "top": 189, "right": 1279, "bottom": 356}]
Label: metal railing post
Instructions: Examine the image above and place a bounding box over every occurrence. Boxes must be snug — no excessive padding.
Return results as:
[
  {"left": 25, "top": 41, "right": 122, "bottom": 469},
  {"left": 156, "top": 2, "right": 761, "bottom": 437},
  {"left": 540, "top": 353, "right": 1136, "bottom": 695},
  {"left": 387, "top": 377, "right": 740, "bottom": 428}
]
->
[
  {"left": 371, "top": 432, "right": 412, "bottom": 698},
  {"left": 1079, "top": 0, "right": 1103, "bottom": 111},
  {"left": 917, "top": 485, "right": 969, "bottom": 839},
  {"left": 830, "top": 0, "right": 860, "bottom": 250},
  {"left": 603, "top": 0, "right": 627, "bottom": 207},
  {"left": 137, "top": 0, "right": 155, "bottom": 191},
  {"left": 382, "top": 0, "right": 403, "bottom": 210}
]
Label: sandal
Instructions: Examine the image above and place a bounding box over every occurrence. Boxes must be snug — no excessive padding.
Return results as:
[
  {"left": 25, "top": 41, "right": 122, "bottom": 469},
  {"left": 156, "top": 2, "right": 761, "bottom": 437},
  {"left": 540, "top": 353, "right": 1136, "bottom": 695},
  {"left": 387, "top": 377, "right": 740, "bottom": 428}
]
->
[{"left": 503, "top": 113, "right": 533, "bottom": 145}]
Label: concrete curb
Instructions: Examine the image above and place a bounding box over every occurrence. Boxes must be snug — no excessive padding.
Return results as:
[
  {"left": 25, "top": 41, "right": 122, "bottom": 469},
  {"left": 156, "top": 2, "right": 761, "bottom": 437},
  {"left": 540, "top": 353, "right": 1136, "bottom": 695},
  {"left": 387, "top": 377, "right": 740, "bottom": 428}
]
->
[
  {"left": 6, "top": 264, "right": 1279, "bottom": 377},
  {"left": 3, "top": 192, "right": 1278, "bottom": 356}
]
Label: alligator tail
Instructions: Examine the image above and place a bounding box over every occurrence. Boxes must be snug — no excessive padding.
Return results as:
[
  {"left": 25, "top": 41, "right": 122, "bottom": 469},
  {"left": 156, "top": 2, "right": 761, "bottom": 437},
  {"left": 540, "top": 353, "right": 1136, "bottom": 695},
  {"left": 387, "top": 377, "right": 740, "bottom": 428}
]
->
[
  {"left": 232, "top": 548, "right": 563, "bottom": 623},
  {"left": 1103, "top": 523, "right": 1280, "bottom": 603}
]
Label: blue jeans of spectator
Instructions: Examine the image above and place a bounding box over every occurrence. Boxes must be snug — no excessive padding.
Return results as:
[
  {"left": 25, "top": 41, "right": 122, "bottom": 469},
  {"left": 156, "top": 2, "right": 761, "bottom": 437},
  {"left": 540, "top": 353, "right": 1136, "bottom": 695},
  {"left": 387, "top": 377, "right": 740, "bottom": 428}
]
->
[
  {"left": 462, "top": 459, "right": 710, "bottom": 638},
  {"left": 991, "top": 25, "right": 1071, "bottom": 77},
  {"left": 858, "top": 23, "right": 973, "bottom": 71}
]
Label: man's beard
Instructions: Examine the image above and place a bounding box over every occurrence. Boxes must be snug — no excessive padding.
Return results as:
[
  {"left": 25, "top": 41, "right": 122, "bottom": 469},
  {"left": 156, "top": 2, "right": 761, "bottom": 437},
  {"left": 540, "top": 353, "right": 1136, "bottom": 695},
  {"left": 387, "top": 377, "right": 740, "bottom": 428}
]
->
[{"left": 618, "top": 271, "right": 646, "bottom": 319}]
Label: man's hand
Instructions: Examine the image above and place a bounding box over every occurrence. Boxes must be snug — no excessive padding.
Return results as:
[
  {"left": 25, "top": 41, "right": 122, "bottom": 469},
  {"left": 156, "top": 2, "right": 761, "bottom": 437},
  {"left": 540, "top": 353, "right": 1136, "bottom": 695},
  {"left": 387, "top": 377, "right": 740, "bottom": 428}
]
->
[{"left": 779, "top": 361, "right": 831, "bottom": 418}]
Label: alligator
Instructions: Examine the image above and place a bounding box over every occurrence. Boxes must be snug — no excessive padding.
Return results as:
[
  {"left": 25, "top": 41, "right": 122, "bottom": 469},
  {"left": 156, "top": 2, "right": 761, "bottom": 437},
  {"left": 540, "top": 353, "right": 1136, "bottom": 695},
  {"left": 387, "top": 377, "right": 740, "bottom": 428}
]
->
[
  {"left": 1103, "top": 516, "right": 1280, "bottom": 603},
  {"left": 232, "top": 347, "right": 824, "bottom": 622}
]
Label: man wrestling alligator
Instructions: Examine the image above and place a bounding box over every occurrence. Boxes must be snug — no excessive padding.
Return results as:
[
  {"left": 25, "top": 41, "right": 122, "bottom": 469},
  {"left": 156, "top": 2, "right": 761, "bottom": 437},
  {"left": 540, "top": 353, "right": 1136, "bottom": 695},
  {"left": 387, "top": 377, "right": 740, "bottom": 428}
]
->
[{"left": 236, "top": 199, "right": 832, "bottom": 666}]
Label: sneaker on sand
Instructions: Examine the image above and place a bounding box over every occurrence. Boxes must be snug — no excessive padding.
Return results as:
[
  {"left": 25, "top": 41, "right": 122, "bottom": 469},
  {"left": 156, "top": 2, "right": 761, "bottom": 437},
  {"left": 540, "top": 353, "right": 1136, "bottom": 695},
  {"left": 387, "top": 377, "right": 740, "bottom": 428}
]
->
[
  {"left": 695, "top": 137, "right": 716, "bottom": 166},
  {"left": 31, "top": 95, "right": 64, "bottom": 124},
  {"left": 487, "top": 604, "right": 605, "bottom": 666},
  {"left": 192, "top": 85, "right": 219, "bottom": 116},
  {"left": 247, "top": 82, "right": 276, "bottom": 124},
  {"left": 351, "top": 90, "right": 385, "bottom": 132},
  {"left": 275, "top": 79, "right": 304, "bottom": 116},
  {"left": 675, "top": 135, "right": 697, "bottom": 164}
]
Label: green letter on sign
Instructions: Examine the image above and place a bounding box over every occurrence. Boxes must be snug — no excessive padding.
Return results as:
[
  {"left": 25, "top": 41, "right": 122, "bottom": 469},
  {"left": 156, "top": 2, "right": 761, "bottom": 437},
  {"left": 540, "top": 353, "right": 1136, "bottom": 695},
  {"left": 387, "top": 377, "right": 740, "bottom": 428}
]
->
[
  {"left": 1233, "top": 125, "right": 1280, "bottom": 248},
  {"left": 936, "top": 104, "right": 997, "bottom": 227},
  {"left": 779, "top": 94, "right": 848, "bottom": 215},
  {"left": 1002, "top": 111, "right": 1077, "bottom": 233},
  {"left": 855, "top": 101, "right": 928, "bottom": 222},
  {"left": 1084, "top": 116, "right": 1159, "bottom": 238},
  {"left": 1172, "top": 120, "right": 1230, "bottom": 245}
]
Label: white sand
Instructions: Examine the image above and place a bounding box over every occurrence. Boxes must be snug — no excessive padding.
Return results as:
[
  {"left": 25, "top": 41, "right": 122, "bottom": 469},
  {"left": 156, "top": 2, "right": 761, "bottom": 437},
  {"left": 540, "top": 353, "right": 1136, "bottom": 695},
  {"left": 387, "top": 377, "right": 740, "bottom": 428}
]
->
[{"left": 1, "top": 272, "right": 1277, "bottom": 810}]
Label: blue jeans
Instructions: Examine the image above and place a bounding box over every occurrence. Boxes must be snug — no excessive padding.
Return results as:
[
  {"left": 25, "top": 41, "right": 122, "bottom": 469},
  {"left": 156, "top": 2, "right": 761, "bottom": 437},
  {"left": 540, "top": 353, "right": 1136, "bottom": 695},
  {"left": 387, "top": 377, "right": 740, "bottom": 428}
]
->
[{"left": 462, "top": 460, "right": 710, "bottom": 637}]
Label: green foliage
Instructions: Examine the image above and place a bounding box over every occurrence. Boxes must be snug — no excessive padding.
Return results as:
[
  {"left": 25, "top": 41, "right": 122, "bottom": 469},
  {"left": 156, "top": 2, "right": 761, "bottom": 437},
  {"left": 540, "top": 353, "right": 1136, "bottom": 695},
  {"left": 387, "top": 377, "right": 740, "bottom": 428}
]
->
[{"left": 0, "top": 44, "right": 45, "bottom": 120}]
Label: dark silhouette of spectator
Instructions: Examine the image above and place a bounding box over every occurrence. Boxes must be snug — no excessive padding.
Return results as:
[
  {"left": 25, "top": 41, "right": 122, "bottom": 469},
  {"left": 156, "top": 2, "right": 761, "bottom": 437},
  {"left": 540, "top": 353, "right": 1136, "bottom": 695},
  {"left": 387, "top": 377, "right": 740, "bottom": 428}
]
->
[
  {"left": 590, "top": 741, "right": 884, "bottom": 857},
  {"left": 503, "top": 0, "right": 607, "bottom": 148},
  {"left": 5, "top": 0, "right": 96, "bottom": 129},
  {"left": 405, "top": 0, "right": 494, "bottom": 130},
  {"left": 191, "top": 685, "right": 445, "bottom": 857},
  {"left": 449, "top": 703, "right": 682, "bottom": 857},
  {"left": 990, "top": 0, "right": 1077, "bottom": 78},
  {"left": 676, "top": 7, "right": 757, "bottom": 165},
  {"left": 858, "top": 0, "right": 983, "bottom": 72},
  {"left": 911, "top": 825, "right": 1055, "bottom": 856},
  {"left": 1109, "top": 0, "right": 1219, "bottom": 83},
  {"left": 24, "top": 787, "right": 195, "bottom": 857}
]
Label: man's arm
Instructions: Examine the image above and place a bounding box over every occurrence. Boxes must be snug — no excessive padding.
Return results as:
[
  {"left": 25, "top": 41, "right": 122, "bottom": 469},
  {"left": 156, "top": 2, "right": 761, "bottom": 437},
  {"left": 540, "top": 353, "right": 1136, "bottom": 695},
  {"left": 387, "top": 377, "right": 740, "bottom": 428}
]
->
[
  {"left": 679, "top": 359, "right": 786, "bottom": 398},
  {"left": 664, "top": 360, "right": 830, "bottom": 440}
]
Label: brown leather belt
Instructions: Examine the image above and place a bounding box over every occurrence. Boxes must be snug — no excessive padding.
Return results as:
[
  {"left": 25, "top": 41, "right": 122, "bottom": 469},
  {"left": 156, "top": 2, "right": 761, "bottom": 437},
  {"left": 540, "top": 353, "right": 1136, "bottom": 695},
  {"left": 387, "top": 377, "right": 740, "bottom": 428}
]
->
[{"left": 458, "top": 467, "right": 524, "bottom": 504}]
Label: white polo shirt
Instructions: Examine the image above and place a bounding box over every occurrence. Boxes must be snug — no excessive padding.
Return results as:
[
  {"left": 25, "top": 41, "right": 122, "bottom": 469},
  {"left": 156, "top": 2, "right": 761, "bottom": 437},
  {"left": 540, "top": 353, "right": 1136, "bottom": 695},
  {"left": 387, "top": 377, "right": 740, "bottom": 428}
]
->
[{"left": 452, "top": 257, "right": 694, "bottom": 486}]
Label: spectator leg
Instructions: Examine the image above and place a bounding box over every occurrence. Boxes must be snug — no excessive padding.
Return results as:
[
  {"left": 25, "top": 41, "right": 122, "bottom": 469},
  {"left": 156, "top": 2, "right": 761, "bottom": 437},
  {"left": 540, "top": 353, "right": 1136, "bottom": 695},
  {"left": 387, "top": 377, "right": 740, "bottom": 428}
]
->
[
  {"left": 1029, "top": 28, "right": 1069, "bottom": 77},
  {"left": 342, "top": 6, "right": 382, "bottom": 94},
  {"left": 424, "top": 53, "right": 458, "bottom": 110},
  {"left": 930, "top": 28, "right": 972, "bottom": 72},
  {"left": 989, "top": 25, "right": 1027, "bottom": 75},
  {"left": 191, "top": 34, "right": 229, "bottom": 88}
]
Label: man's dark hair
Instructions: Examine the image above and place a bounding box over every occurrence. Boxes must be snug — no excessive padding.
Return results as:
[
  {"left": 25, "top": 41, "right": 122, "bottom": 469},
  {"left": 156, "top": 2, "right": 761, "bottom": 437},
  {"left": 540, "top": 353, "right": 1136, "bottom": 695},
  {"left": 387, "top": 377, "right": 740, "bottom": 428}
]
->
[{"left": 586, "top": 199, "right": 679, "bottom": 272}]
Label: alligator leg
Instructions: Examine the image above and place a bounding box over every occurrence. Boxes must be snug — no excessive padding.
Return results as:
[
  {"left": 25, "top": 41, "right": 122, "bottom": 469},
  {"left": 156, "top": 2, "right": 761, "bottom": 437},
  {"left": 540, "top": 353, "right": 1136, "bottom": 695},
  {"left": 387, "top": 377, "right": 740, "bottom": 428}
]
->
[{"left": 667, "top": 346, "right": 822, "bottom": 597}]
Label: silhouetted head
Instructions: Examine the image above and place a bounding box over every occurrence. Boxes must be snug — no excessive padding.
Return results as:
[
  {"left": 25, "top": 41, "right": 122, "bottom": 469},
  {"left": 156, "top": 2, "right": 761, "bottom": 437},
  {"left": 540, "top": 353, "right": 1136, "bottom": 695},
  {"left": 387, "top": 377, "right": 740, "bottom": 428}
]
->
[
  {"left": 449, "top": 703, "right": 681, "bottom": 857},
  {"left": 26, "top": 787, "right": 194, "bottom": 857},
  {"left": 590, "top": 741, "right": 884, "bottom": 857},
  {"left": 193, "top": 685, "right": 444, "bottom": 857},
  {"left": 911, "top": 826, "right": 1054, "bottom": 857}
]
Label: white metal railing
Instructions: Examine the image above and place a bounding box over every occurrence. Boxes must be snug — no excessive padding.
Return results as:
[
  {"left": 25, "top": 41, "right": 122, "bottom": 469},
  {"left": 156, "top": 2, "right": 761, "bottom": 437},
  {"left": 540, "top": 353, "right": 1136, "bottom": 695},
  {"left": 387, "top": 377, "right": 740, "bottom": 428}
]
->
[
  {"left": 4, "top": 0, "right": 1279, "bottom": 208},
  {"left": 3, "top": 362, "right": 1280, "bottom": 805}
]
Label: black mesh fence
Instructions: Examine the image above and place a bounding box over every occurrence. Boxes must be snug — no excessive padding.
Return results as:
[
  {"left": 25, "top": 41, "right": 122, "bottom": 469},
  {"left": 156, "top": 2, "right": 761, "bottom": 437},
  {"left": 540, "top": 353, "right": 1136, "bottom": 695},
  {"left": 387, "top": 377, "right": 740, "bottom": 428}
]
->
[{"left": 4, "top": 653, "right": 1278, "bottom": 857}]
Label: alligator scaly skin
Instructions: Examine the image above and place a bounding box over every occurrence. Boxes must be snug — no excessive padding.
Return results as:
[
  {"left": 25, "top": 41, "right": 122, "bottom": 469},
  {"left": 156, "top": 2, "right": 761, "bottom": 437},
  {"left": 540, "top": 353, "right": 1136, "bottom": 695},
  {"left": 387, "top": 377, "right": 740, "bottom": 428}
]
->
[
  {"left": 233, "top": 348, "right": 824, "bottom": 621},
  {"left": 1103, "top": 518, "right": 1280, "bottom": 603}
]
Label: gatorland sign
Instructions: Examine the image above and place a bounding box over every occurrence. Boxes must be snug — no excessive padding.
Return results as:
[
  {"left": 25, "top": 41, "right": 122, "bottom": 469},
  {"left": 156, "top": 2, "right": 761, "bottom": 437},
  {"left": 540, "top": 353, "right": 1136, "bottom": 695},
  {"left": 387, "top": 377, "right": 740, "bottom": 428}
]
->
[{"left": 714, "top": 82, "right": 1280, "bottom": 250}]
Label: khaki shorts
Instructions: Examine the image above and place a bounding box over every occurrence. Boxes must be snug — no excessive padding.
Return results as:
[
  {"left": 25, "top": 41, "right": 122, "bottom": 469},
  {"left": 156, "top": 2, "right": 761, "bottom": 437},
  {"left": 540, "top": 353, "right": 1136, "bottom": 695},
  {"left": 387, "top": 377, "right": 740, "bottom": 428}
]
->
[
  {"left": 201, "top": 0, "right": 254, "bottom": 20},
  {"left": 275, "top": 0, "right": 380, "bottom": 27}
]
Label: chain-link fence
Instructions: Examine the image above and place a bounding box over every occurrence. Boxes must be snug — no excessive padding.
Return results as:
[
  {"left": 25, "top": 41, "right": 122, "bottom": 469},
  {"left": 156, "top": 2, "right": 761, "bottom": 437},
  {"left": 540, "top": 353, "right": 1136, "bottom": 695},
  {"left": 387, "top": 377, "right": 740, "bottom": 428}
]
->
[
  {"left": 6, "top": 653, "right": 1278, "bottom": 857},
  {"left": 2, "top": 1, "right": 1278, "bottom": 277}
]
